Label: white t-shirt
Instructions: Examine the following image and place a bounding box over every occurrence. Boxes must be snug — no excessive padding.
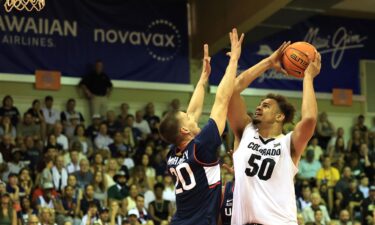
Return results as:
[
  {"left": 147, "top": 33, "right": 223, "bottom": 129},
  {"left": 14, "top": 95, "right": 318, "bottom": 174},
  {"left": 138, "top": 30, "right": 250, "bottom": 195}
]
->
[{"left": 133, "top": 120, "right": 151, "bottom": 135}]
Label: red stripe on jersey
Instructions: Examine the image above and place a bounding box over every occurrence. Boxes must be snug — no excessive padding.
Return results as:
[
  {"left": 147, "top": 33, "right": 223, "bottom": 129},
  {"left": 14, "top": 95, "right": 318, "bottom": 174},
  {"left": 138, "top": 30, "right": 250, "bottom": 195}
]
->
[
  {"left": 209, "top": 181, "right": 221, "bottom": 189},
  {"left": 193, "top": 144, "right": 220, "bottom": 166}
]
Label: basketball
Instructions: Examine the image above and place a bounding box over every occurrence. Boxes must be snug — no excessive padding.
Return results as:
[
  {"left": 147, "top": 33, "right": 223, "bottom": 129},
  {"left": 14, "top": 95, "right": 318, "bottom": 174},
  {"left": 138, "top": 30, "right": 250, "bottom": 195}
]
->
[{"left": 281, "top": 42, "right": 317, "bottom": 78}]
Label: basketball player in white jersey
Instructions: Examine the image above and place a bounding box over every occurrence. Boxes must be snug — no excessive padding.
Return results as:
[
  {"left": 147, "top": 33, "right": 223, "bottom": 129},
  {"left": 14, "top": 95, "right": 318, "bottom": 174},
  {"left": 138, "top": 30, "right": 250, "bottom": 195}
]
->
[{"left": 227, "top": 42, "right": 321, "bottom": 225}]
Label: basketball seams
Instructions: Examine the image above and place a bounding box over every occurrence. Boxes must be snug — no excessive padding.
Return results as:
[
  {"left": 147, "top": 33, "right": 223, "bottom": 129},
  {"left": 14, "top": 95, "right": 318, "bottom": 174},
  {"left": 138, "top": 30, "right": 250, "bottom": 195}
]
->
[{"left": 284, "top": 49, "right": 307, "bottom": 71}]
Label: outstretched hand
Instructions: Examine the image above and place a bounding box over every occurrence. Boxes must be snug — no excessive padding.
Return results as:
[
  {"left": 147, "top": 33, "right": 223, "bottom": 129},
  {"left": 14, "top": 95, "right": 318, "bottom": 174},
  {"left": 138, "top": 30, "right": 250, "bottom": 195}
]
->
[
  {"left": 304, "top": 51, "right": 321, "bottom": 79},
  {"left": 267, "top": 41, "right": 291, "bottom": 75},
  {"left": 226, "top": 28, "right": 244, "bottom": 61},
  {"left": 201, "top": 44, "right": 211, "bottom": 80}
]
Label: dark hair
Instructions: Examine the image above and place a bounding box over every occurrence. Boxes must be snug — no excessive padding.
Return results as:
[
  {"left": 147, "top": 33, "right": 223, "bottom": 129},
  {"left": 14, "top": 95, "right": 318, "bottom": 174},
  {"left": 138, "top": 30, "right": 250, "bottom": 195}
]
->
[
  {"left": 45, "top": 96, "right": 53, "bottom": 102},
  {"left": 2, "top": 95, "right": 13, "bottom": 107},
  {"left": 265, "top": 93, "right": 295, "bottom": 124},
  {"left": 32, "top": 99, "right": 40, "bottom": 106},
  {"left": 74, "top": 124, "right": 86, "bottom": 136},
  {"left": 67, "top": 98, "right": 75, "bottom": 105},
  {"left": 159, "top": 110, "right": 181, "bottom": 145},
  {"left": 137, "top": 194, "right": 144, "bottom": 200},
  {"left": 154, "top": 183, "right": 165, "bottom": 191}
]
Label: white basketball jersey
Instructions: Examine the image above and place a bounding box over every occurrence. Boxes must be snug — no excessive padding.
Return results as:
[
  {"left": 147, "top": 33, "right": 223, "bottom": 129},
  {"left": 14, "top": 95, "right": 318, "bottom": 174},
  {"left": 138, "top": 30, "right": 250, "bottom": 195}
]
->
[{"left": 231, "top": 123, "right": 298, "bottom": 225}]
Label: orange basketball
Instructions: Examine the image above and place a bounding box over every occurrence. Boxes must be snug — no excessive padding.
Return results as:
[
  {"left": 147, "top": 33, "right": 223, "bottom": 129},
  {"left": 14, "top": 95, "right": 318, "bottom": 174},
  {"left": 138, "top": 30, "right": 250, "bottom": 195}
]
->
[{"left": 281, "top": 42, "right": 317, "bottom": 78}]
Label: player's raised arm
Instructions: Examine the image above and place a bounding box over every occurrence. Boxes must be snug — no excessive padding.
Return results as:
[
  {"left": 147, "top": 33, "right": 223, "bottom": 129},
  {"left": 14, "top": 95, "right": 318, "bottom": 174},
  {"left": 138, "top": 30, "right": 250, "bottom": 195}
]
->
[
  {"left": 210, "top": 28, "right": 244, "bottom": 135},
  {"left": 186, "top": 44, "right": 211, "bottom": 123},
  {"left": 228, "top": 42, "right": 290, "bottom": 147},
  {"left": 291, "top": 52, "right": 321, "bottom": 162}
]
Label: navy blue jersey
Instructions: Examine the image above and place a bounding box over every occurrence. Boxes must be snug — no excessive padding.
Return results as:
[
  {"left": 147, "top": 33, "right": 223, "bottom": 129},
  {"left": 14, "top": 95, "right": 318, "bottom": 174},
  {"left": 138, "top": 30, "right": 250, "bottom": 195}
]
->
[
  {"left": 220, "top": 181, "right": 234, "bottom": 225},
  {"left": 167, "top": 119, "right": 222, "bottom": 225}
]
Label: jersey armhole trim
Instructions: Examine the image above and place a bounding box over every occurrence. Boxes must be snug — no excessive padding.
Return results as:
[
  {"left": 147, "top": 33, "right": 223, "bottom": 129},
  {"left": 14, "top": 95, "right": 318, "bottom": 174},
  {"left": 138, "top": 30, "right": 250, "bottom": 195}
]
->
[
  {"left": 193, "top": 144, "right": 220, "bottom": 166},
  {"left": 209, "top": 181, "right": 221, "bottom": 189}
]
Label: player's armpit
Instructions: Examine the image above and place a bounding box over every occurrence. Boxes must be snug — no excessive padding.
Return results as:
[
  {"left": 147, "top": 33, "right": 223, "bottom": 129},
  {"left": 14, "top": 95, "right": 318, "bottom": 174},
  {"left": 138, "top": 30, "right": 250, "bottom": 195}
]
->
[
  {"left": 227, "top": 92, "right": 251, "bottom": 139},
  {"left": 291, "top": 117, "right": 316, "bottom": 162}
]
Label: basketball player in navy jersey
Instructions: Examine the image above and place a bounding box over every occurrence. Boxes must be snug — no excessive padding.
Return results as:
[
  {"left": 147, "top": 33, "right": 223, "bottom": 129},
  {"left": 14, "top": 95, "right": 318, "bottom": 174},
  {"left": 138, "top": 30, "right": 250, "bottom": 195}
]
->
[
  {"left": 158, "top": 28, "right": 244, "bottom": 225},
  {"left": 228, "top": 43, "right": 321, "bottom": 225}
]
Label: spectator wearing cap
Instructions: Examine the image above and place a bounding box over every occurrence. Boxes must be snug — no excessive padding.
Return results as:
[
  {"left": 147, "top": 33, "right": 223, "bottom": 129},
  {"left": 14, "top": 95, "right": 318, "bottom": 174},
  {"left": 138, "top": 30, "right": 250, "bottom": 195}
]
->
[
  {"left": 149, "top": 183, "right": 172, "bottom": 225},
  {"left": 0, "top": 192, "right": 17, "bottom": 225},
  {"left": 126, "top": 211, "right": 140, "bottom": 225},
  {"left": 53, "top": 122, "right": 69, "bottom": 151},
  {"left": 298, "top": 149, "right": 321, "bottom": 181},
  {"left": 42, "top": 96, "right": 61, "bottom": 132},
  {"left": 79, "top": 60, "right": 113, "bottom": 117},
  {"left": 96, "top": 204, "right": 119, "bottom": 225},
  {"left": 36, "top": 182, "right": 58, "bottom": 210},
  {"left": 127, "top": 194, "right": 149, "bottom": 225},
  {"left": 107, "top": 170, "right": 129, "bottom": 202},
  {"left": 60, "top": 98, "right": 85, "bottom": 128},
  {"left": 94, "top": 123, "right": 113, "bottom": 151},
  {"left": 86, "top": 114, "right": 102, "bottom": 142},
  {"left": 361, "top": 185, "right": 375, "bottom": 225},
  {"left": 73, "top": 159, "right": 93, "bottom": 189}
]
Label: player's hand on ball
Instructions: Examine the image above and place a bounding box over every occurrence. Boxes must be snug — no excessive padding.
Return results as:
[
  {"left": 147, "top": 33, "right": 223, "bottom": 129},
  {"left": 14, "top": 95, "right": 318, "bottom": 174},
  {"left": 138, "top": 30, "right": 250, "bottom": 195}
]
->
[
  {"left": 268, "top": 41, "right": 290, "bottom": 75},
  {"left": 304, "top": 51, "right": 321, "bottom": 79}
]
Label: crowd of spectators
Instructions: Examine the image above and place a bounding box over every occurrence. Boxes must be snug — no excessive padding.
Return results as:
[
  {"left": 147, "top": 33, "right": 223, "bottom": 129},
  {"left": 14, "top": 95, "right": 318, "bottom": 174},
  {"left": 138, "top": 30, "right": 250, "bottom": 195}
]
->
[{"left": 0, "top": 94, "right": 374, "bottom": 225}]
